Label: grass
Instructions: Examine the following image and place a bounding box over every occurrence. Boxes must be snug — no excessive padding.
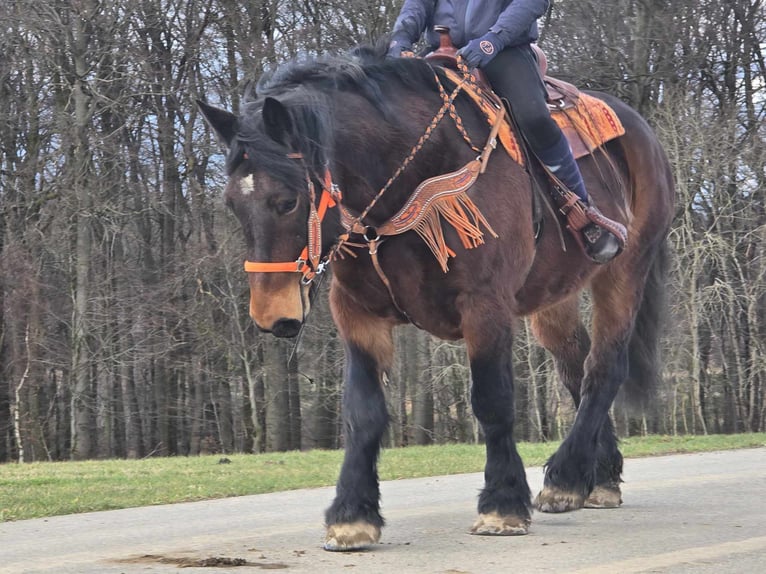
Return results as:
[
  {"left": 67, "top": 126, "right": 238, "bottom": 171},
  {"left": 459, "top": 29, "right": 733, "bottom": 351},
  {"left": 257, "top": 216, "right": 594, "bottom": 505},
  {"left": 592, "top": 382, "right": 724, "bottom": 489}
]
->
[{"left": 1, "top": 433, "right": 763, "bottom": 522}]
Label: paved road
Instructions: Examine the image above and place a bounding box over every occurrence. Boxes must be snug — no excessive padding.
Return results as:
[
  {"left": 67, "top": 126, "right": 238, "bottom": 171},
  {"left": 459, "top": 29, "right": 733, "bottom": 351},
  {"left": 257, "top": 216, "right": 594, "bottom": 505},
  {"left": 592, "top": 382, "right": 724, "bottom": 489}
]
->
[{"left": 1, "top": 449, "right": 765, "bottom": 573}]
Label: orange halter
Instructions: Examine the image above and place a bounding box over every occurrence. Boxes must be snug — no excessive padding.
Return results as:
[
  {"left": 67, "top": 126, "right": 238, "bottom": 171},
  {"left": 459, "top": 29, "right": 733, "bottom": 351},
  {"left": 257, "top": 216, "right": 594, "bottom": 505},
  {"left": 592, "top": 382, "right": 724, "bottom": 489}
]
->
[{"left": 243, "top": 156, "right": 341, "bottom": 284}]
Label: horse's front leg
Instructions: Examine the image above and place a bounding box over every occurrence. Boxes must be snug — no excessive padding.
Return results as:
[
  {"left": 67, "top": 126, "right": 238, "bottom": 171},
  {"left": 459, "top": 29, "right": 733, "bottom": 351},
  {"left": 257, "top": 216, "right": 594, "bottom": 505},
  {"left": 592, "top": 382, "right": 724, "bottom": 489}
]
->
[
  {"left": 464, "top": 315, "right": 532, "bottom": 535},
  {"left": 324, "top": 287, "right": 395, "bottom": 551}
]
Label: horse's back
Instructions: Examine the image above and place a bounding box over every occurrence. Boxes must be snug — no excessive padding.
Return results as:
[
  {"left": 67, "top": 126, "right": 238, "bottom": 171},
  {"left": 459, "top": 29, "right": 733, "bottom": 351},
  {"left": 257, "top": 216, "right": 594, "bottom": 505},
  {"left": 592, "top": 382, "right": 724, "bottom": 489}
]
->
[{"left": 586, "top": 91, "right": 675, "bottom": 231}]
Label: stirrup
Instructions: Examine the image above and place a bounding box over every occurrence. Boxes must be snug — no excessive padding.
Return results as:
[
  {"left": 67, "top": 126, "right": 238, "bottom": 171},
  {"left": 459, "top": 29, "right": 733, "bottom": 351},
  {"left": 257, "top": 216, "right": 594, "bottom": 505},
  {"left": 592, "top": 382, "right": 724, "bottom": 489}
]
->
[{"left": 560, "top": 197, "right": 627, "bottom": 264}]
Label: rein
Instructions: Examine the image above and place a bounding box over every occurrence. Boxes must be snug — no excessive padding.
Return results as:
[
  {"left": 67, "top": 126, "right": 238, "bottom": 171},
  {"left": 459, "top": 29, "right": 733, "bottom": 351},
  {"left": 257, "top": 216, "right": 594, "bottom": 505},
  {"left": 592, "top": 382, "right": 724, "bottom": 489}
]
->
[
  {"left": 242, "top": 58, "right": 505, "bottom": 309},
  {"left": 343, "top": 64, "right": 475, "bottom": 228}
]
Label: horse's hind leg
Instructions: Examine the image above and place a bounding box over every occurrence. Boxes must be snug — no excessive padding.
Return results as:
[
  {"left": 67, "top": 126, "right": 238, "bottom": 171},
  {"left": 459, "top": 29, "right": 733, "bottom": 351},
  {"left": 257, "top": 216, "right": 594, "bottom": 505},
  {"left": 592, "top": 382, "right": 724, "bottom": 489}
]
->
[
  {"left": 534, "top": 263, "right": 652, "bottom": 512},
  {"left": 463, "top": 310, "right": 532, "bottom": 535},
  {"left": 529, "top": 297, "right": 623, "bottom": 510},
  {"left": 585, "top": 419, "right": 623, "bottom": 508},
  {"left": 323, "top": 286, "right": 394, "bottom": 551}
]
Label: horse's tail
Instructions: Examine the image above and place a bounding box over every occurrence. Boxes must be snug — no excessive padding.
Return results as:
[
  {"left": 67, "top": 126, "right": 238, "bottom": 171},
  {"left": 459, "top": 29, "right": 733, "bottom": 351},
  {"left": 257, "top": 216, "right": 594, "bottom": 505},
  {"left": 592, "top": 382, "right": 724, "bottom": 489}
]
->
[{"left": 621, "top": 240, "right": 670, "bottom": 409}]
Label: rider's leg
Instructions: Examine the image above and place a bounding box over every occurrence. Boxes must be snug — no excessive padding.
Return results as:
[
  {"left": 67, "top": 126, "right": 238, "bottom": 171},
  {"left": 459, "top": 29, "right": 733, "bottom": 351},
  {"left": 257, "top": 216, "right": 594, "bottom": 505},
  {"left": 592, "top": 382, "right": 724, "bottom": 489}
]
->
[{"left": 483, "top": 45, "right": 626, "bottom": 263}]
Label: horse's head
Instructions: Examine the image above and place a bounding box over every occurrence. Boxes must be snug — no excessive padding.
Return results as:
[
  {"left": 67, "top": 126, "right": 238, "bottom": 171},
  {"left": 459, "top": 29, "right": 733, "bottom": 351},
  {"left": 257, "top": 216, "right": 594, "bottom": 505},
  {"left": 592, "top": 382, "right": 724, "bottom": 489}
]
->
[
  {"left": 198, "top": 96, "right": 335, "bottom": 338},
  {"left": 200, "top": 51, "right": 473, "bottom": 337}
]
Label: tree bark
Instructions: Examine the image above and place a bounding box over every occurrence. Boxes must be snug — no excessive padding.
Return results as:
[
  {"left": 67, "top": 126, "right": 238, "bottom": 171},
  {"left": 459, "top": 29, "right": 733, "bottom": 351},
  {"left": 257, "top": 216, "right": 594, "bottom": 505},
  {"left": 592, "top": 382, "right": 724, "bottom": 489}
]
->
[
  {"left": 69, "top": 2, "right": 96, "bottom": 460},
  {"left": 263, "top": 337, "right": 291, "bottom": 451}
]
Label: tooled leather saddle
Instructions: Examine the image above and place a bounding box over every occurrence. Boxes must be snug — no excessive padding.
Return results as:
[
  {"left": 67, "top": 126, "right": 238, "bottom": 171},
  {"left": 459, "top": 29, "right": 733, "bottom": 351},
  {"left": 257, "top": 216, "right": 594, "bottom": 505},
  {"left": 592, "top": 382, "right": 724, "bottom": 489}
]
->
[{"left": 423, "top": 31, "right": 624, "bottom": 163}]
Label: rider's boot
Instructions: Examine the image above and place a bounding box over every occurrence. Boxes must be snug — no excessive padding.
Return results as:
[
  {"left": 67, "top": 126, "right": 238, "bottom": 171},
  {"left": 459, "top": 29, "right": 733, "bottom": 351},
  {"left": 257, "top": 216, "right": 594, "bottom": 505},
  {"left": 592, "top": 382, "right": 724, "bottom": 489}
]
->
[
  {"left": 557, "top": 190, "right": 627, "bottom": 264},
  {"left": 538, "top": 134, "right": 626, "bottom": 264}
]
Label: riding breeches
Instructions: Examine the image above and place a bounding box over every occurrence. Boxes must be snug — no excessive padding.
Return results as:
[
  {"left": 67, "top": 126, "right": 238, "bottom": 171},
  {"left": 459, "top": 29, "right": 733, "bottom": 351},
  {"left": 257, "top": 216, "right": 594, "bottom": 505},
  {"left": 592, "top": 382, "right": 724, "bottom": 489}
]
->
[{"left": 482, "top": 44, "right": 562, "bottom": 152}]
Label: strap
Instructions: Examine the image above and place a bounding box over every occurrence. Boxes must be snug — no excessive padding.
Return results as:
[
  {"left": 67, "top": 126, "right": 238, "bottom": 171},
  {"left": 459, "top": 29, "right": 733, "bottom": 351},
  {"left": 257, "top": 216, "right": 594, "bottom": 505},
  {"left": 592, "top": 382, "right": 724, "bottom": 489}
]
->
[
  {"left": 368, "top": 240, "right": 418, "bottom": 325},
  {"left": 245, "top": 247, "right": 309, "bottom": 273},
  {"left": 243, "top": 167, "right": 339, "bottom": 280},
  {"left": 375, "top": 159, "right": 482, "bottom": 237},
  {"left": 479, "top": 105, "right": 505, "bottom": 174}
]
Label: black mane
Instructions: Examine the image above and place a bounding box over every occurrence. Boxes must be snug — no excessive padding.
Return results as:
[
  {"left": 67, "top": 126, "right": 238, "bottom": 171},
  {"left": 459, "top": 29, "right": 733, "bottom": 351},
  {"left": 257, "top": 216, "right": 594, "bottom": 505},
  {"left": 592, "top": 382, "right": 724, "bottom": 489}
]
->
[
  {"left": 227, "top": 45, "right": 444, "bottom": 189},
  {"left": 255, "top": 43, "right": 440, "bottom": 105}
]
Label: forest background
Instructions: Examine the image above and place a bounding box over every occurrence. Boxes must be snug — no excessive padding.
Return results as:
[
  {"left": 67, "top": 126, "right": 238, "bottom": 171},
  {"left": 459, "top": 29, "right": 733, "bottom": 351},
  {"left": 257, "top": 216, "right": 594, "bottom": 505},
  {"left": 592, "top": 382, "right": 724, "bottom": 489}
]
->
[{"left": 1, "top": 0, "right": 764, "bottom": 462}]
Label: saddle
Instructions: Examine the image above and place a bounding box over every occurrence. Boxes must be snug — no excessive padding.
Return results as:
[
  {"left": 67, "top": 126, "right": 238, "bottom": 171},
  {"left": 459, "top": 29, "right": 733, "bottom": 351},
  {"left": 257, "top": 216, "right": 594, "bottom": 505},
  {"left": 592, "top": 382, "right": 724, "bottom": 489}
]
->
[{"left": 424, "top": 40, "right": 625, "bottom": 164}]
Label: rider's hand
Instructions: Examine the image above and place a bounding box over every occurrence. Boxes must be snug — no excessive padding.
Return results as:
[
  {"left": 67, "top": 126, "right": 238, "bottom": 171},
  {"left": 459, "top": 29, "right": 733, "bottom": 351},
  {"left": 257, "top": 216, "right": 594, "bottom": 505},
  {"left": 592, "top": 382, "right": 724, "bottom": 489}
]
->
[
  {"left": 387, "top": 35, "right": 413, "bottom": 58},
  {"left": 458, "top": 32, "right": 504, "bottom": 68}
]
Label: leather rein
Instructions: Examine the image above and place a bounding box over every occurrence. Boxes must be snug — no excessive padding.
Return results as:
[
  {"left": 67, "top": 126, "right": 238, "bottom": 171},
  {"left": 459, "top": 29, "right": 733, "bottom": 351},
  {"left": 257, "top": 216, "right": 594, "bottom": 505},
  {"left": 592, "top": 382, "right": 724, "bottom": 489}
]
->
[{"left": 242, "top": 59, "right": 506, "bottom": 294}]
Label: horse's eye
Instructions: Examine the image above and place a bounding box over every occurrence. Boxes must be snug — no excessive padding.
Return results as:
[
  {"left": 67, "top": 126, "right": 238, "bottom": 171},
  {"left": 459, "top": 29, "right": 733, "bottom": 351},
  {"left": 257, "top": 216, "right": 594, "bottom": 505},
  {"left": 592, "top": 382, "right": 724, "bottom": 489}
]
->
[{"left": 275, "top": 198, "right": 298, "bottom": 215}]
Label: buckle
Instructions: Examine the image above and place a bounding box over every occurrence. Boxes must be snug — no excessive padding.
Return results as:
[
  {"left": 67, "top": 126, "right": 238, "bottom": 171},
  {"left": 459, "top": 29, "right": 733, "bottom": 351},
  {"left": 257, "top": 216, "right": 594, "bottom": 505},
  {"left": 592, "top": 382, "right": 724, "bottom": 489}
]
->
[
  {"left": 299, "top": 258, "right": 330, "bottom": 285},
  {"left": 558, "top": 194, "right": 580, "bottom": 216},
  {"left": 363, "top": 226, "right": 379, "bottom": 242},
  {"left": 583, "top": 224, "right": 603, "bottom": 244}
]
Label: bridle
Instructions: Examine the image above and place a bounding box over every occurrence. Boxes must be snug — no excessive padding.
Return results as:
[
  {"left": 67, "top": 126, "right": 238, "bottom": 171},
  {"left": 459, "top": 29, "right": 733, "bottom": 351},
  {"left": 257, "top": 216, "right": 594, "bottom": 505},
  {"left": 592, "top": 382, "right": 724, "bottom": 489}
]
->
[
  {"left": 241, "top": 58, "right": 501, "bottom": 292},
  {"left": 242, "top": 153, "right": 342, "bottom": 284}
]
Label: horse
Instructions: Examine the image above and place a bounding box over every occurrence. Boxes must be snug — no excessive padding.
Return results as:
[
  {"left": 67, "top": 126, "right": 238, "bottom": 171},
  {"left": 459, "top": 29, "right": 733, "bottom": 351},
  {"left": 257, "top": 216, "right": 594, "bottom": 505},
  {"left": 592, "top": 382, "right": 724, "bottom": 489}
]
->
[{"left": 198, "top": 43, "right": 675, "bottom": 551}]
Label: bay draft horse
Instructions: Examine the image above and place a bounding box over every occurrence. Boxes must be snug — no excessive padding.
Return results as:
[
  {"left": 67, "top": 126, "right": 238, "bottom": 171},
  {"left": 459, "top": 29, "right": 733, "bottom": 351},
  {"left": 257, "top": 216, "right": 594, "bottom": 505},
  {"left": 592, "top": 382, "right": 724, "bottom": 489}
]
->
[{"left": 199, "top": 43, "right": 675, "bottom": 551}]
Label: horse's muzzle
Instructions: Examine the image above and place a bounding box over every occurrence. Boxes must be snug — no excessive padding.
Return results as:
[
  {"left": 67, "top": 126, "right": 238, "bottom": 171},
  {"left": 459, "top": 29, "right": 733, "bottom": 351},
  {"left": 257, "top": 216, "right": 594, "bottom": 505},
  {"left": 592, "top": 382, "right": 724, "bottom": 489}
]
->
[
  {"left": 248, "top": 274, "right": 307, "bottom": 335},
  {"left": 269, "top": 318, "right": 302, "bottom": 338}
]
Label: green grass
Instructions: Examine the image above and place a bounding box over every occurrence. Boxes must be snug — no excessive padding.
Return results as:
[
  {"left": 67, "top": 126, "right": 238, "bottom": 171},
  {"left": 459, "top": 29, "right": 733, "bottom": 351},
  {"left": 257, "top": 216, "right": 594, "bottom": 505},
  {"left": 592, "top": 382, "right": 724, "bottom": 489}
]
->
[{"left": 1, "top": 433, "right": 763, "bottom": 522}]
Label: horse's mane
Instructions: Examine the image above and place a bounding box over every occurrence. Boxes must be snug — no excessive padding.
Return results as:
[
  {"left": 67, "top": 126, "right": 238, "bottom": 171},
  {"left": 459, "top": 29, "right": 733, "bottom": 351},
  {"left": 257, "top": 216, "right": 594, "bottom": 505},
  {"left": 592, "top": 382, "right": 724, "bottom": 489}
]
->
[
  {"left": 228, "top": 44, "right": 444, "bottom": 187},
  {"left": 255, "top": 44, "right": 439, "bottom": 104}
]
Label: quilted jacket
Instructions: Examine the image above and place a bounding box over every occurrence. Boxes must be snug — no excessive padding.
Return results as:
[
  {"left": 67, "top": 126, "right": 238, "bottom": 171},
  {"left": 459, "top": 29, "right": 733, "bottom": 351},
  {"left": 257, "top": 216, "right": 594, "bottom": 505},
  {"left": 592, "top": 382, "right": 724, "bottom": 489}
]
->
[{"left": 391, "top": 0, "right": 550, "bottom": 49}]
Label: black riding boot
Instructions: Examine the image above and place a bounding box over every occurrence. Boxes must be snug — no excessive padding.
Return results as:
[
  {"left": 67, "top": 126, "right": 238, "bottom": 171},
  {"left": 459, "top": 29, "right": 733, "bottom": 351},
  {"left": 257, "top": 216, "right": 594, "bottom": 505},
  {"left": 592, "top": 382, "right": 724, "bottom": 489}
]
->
[
  {"left": 538, "top": 134, "right": 626, "bottom": 263},
  {"left": 558, "top": 193, "right": 627, "bottom": 264}
]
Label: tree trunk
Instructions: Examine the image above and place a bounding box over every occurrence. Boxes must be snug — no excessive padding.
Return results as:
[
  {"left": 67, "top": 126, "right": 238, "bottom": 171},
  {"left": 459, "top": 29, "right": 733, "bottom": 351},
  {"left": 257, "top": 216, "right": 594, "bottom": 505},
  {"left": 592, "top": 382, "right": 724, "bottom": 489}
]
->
[
  {"left": 287, "top": 351, "right": 302, "bottom": 450},
  {"left": 69, "top": 7, "right": 95, "bottom": 460},
  {"left": 410, "top": 330, "right": 434, "bottom": 445},
  {"left": 263, "top": 337, "right": 291, "bottom": 451}
]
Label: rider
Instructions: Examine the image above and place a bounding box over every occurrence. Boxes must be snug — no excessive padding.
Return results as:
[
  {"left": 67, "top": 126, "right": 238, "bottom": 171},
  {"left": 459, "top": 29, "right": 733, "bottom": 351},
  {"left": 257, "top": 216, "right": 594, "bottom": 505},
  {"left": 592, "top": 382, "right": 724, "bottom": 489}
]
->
[{"left": 387, "top": 0, "right": 626, "bottom": 263}]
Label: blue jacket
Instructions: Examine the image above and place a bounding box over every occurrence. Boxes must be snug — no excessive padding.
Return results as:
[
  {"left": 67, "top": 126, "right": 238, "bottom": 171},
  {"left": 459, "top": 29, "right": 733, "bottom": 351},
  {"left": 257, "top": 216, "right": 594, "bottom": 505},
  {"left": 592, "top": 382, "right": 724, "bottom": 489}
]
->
[{"left": 391, "top": 0, "right": 549, "bottom": 49}]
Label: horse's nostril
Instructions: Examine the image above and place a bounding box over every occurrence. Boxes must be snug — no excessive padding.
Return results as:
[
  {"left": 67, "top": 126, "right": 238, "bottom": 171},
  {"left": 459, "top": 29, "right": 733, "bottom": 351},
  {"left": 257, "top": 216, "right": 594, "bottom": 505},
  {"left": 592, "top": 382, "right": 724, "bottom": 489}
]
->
[{"left": 271, "top": 319, "right": 302, "bottom": 338}]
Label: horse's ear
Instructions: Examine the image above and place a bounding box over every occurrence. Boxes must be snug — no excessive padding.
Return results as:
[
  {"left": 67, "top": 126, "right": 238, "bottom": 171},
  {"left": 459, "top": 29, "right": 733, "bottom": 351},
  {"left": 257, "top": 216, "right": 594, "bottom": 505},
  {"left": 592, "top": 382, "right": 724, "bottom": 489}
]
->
[
  {"left": 262, "top": 97, "right": 294, "bottom": 145},
  {"left": 197, "top": 100, "right": 237, "bottom": 147}
]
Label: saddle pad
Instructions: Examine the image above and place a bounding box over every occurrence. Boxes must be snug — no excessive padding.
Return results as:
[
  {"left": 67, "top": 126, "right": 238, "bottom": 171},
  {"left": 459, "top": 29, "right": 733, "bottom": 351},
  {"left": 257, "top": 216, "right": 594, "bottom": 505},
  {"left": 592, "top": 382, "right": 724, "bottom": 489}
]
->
[{"left": 442, "top": 69, "right": 625, "bottom": 165}]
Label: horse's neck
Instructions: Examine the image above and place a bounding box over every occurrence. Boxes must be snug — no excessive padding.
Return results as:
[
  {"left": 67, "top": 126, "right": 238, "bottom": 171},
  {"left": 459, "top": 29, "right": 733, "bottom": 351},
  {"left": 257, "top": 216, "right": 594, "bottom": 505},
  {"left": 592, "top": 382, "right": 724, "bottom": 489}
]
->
[
  {"left": 332, "top": 134, "right": 412, "bottom": 221},
  {"left": 332, "top": 95, "right": 457, "bottom": 222}
]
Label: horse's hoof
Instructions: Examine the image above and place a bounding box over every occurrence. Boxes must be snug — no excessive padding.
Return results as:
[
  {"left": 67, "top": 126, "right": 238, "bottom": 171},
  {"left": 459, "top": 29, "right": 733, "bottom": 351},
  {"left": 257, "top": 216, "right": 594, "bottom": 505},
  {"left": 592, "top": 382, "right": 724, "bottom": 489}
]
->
[
  {"left": 534, "top": 487, "right": 585, "bottom": 513},
  {"left": 323, "top": 522, "right": 381, "bottom": 551},
  {"left": 584, "top": 485, "right": 623, "bottom": 508},
  {"left": 470, "top": 511, "right": 530, "bottom": 536}
]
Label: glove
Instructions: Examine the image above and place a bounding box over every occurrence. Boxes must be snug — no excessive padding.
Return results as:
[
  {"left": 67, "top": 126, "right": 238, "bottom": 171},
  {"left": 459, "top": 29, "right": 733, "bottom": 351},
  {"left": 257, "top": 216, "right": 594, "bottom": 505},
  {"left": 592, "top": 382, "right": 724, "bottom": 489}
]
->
[
  {"left": 458, "top": 32, "right": 504, "bottom": 68},
  {"left": 387, "top": 35, "right": 413, "bottom": 58}
]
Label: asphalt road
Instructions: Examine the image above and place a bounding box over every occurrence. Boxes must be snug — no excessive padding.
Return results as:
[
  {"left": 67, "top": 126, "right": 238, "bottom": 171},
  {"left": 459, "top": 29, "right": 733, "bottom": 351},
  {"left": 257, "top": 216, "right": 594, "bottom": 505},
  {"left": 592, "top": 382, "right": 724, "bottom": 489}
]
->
[{"left": 1, "top": 449, "right": 765, "bottom": 574}]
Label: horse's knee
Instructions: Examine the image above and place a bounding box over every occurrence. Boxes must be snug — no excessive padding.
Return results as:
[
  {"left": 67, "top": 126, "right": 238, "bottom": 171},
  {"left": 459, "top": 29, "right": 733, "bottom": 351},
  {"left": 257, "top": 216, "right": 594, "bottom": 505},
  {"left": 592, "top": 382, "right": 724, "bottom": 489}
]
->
[
  {"left": 344, "top": 342, "right": 389, "bottom": 420},
  {"left": 343, "top": 399, "right": 389, "bottom": 445},
  {"left": 582, "top": 343, "right": 629, "bottom": 400},
  {"left": 471, "top": 387, "right": 515, "bottom": 436}
]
